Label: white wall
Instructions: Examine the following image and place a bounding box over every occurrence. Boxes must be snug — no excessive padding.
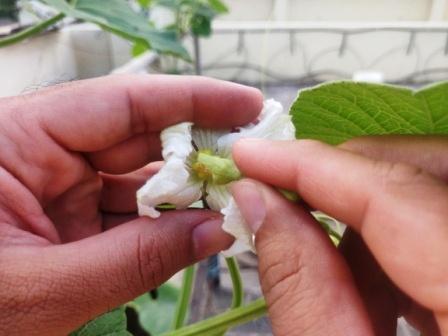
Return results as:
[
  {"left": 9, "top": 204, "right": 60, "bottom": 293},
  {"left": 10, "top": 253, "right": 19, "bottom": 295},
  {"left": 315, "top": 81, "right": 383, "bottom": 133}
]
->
[
  {"left": 222, "top": 0, "right": 447, "bottom": 21},
  {"left": 173, "top": 0, "right": 448, "bottom": 84},
  {"left": 179, "top": 21, "right": 448, "bottom": 84}
]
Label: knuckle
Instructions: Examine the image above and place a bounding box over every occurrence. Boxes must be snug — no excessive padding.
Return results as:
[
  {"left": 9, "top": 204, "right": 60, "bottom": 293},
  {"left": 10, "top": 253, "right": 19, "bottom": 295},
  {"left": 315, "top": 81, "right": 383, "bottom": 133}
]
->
[
  {"left": 259, "top": 243, "right": 324, "bottom": 335},
  {"left": 258, "top": 239, "right": 305, "bottom": 306},
  {"left": 296, "top": 139, "right": 325, "bottom": 152},
  {"left": 373, "top": 160, "right": 427, "bottom": 186},
  {"left": 258, "top": 233, "right": 330, "bottom": 335},
  {"left": 135, "top": 230, "right": 172, "bottom": 290}
]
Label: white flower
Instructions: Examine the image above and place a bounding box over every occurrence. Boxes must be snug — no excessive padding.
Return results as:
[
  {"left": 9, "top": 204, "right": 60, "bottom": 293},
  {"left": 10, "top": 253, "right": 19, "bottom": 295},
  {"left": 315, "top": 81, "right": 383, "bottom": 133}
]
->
[{"left": 137, "top": 99, "right": 296, "bottom": 255}]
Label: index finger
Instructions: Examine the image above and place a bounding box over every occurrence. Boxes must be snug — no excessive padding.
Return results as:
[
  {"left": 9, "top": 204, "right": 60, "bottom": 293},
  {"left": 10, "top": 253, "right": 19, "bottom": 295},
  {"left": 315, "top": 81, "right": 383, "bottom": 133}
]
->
[
  {"left": 9, "top": 74, "right": 262, "bottom": 152},
  {"left": 233, "top": 139, "right": 448, "bottom": 315},
  {"left": 340, "top": 135, "right": 448, "bottom": 182}
]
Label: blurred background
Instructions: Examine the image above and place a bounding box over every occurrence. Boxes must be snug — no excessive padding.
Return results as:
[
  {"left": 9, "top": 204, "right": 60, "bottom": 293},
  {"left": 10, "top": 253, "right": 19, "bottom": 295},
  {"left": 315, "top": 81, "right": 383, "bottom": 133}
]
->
[
  {"left": 1, "top": 1, "right": 446, "bottom": 335},
  {"left": 1, "top": 0, "right": 448, "bottom": 102}
]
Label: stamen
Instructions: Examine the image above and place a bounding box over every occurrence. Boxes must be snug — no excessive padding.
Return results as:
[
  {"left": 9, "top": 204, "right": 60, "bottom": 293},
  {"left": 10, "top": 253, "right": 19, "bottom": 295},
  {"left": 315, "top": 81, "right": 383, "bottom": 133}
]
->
[
  {"left": 201, "top": 181, "right": 210, "bottom": 209},
  {"left": 191, "top": 140, "right": 199, "bottom": 152}
]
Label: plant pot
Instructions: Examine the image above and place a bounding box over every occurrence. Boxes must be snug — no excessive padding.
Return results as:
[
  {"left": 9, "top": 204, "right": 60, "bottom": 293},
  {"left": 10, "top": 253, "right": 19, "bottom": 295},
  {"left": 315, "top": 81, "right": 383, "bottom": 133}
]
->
[{"left": 0, "top": 23, "right": 134, "bottom": 98}]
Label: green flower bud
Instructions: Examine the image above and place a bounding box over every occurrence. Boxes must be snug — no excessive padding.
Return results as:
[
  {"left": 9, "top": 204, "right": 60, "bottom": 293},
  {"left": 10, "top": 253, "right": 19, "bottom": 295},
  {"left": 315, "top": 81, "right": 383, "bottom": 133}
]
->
[{"left": 192, "top": 151, "right": 242, "bottom": 185}]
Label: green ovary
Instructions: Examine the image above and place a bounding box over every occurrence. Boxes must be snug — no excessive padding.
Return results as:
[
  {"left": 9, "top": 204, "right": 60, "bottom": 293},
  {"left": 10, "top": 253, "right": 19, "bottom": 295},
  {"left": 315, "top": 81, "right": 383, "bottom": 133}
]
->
[{"left": 191, "top": 151, "right": 242, "bottom": 185}]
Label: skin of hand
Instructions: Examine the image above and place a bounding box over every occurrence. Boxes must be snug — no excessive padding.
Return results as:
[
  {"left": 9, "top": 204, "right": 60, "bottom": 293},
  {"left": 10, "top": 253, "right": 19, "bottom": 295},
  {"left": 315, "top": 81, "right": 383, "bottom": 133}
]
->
[
  {"left": 0, "top": 74, "right": 262, "bottom": 336},
  {"left": 231, "top": 136, "right": 448, "bottom": 336}
]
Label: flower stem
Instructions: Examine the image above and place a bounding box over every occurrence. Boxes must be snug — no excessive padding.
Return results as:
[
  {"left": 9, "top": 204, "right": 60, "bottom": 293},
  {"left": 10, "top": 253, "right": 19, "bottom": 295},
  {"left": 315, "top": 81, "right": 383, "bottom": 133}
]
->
[
  {"left": 0, "top": 13, "right": 65, "bottom": 48},
  {"left": 213, "top": 257, "right": 245, "bottom": 336},
  {"left": 225, "top": 257, "right": 243, "bottom": 309},
  {"left": 172, "top": 265, "right": 196, "bottom": 330},
  {"left": 162, "top": 298, "right": 267, "bottom": 336}
]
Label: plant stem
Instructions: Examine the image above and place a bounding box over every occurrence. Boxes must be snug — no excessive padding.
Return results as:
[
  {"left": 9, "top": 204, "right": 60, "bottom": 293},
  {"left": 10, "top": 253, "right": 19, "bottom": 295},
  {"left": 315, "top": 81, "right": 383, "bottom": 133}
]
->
[
  {"left": 225, "top": 257, "right": 243, "bottom": 309},
  {"left": 172, "top": 265, "right": 196, "bottom": 330},
  {"left": 0, "top": 13, "right": 65, "bottom": 48},
  {"left": 162, "top": 298, "right": 267, "bottom": 336},
  {"left": 214, "top": 257, "right": 244, "bottom": 336}
]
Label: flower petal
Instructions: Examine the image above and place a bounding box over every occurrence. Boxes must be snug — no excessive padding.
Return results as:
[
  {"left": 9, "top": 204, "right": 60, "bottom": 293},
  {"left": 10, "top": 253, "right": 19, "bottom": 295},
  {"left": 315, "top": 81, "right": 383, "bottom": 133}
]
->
[
  {"left": 192, "top": 127, "right": 228, "bottom": 152},
  {"left": 206, "top": 184, "right": 231, "bottom": 211},
  {"left": 221, "top": 197, "right": 255, "bottom": 256},
  {"left": 217, "top": 99, "right": 296, "bottom": 155},
  {"left": 162, "top": 122, "right": 194, "bottom": 161},
  {"left": 137, "top": 158, "right": 202, "bottom": 218}
]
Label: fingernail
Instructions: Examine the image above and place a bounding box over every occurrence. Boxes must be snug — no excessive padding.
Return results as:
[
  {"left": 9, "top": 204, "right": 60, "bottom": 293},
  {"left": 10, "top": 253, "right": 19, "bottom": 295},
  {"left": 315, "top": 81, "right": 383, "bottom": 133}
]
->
[
  {"left": 193, "top": 218, "right": 234, "bottom": 259},
  {"left": 231, "top": 181, "right": 266, "bottom": 233}
]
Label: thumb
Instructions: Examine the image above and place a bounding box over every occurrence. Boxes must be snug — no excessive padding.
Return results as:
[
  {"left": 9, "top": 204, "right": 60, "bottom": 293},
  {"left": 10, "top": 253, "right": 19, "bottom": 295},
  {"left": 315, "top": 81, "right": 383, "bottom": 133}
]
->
[
  {"left": 232, "top": 179, "right": 373, "bottom": 336},
  {"left": 13, "top": 210, "right": 232, "bottom": 335}
]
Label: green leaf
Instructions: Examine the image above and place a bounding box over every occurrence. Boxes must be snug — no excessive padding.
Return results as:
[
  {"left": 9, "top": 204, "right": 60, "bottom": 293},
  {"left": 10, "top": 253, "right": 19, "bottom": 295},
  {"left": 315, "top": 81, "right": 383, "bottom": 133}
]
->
[
  {"left": 155, "top": 0, "right": 178, "bottom": 9},
  {"left": 290, "top": 81, "right": 448, "bottom": 144},
  {"left": 132, "top": 41, "right": 149, "bottom": 57},
  {"left": 132, "top": 283, "right": 180, "bottom": 335},
  {"left": 192, "top": 4, "right": 217, "bottom": 19},
  {"left": 70, "top": 307, "right": 131, "bottom": 336},
  {"left": 41, "top": 0, "right": 189, "bottom": 59},
  {"left": 207, "top": 0, "right": 229, "bottom": 13},
  {"left": 138, "top": 0, "right": 153, "bottom": 8}
]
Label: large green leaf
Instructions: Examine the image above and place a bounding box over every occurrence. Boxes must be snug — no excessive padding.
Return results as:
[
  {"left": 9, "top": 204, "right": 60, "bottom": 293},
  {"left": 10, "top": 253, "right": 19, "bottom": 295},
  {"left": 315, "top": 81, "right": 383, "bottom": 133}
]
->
[
  {"left": 138, "top": 0, "right": 153, "bottom": 8},
  {"left": 290, "top": 81, "right": 448, "bottom": 144},
  {"left": 133, "top": 283, "right": 180, "bottom": 335},
  {"left": 207, "top": 0, "right": 229, "bottom": 13},
  {"left": 41, "top": 0, "right": 189, "bottom": 59},
  {"left": 70, "top": 307, "right": 131, "bottom": 336}
]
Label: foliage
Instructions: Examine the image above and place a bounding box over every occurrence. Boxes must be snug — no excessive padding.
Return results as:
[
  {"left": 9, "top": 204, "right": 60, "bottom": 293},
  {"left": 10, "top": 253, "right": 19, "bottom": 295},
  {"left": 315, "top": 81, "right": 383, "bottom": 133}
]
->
[
  {"left": 155, "top": 0, "right": 228, "bottom": 37},
  {"left": 138, "top": 0, "right": 154, "bottom": 8},
  {"left": 0, "top": 0, "right": 228, "bottom": 60},
  {"left": 291, "top": 81, "right": 448, "bottom": 144},
  {"left": 41, "top": 0, "right": 189, "bottom": 59},
  {"left": 131, "top": 0, "right": 228, "bottom": 58},
  {"left": 70, "top": 307, "right": 131, "bottom": 336},
  {"left": 133, "top": 283, "right": 180, "bottom": 335}
]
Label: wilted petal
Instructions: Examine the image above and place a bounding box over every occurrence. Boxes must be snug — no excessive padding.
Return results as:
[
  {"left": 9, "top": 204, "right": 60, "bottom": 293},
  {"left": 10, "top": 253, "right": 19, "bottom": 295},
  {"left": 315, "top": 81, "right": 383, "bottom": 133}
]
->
[
  {"left": 217, "top": 99, "right": 296, "bottom": 155},
  {"left": 221, "top": 197, "right": 255, "bottom": 256},
  {"left": 137, "top": 158, "right": 202, "bottom": 218},
  {"left": 162, "top": 122, "right": 194, "bottom": 161}
]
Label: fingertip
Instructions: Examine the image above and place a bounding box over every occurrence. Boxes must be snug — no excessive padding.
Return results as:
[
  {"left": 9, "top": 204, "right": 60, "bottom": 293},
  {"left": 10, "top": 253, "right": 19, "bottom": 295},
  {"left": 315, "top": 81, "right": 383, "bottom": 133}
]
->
[
  {"left": 241, "top": 86, "right": 264, "bottom": 120},
  {"left": 192, "top": 78, "right": 264, "bottom": 127},
  {"left": 239, "top": 84, "right": 263, "bottom": 124},
  {"left": 232, "top": 138, "right": 266, "bottom": 164},
  {"left": 192, "top": 218, "right": 234, "bottom": 259},
  {"left": 220, "top": 82, "right": 264, "bottom": 126},
  {"left": 231, "top": 179, "right": 266, "bottom": 234}
]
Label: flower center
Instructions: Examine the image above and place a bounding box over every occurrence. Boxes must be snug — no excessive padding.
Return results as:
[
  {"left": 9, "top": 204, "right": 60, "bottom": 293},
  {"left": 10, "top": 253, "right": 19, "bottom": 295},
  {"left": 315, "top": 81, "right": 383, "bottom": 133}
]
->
[{"left": 191, "top": 150, "right": 242, "bottom": 185}]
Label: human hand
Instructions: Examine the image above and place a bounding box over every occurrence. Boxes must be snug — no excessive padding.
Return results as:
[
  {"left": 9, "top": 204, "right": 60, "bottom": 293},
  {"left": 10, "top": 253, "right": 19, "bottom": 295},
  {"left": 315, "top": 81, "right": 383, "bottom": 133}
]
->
[
  {"left": 0, "top": 75, "right": 262, "bottom": 335},
  {"left": 232, "top": 136, "right": 448, "bottom": 335}
]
